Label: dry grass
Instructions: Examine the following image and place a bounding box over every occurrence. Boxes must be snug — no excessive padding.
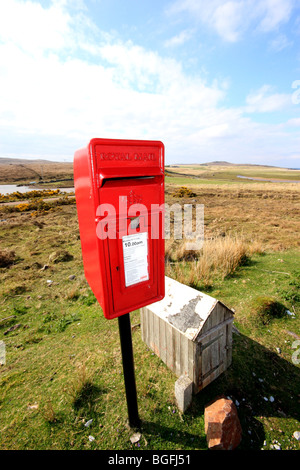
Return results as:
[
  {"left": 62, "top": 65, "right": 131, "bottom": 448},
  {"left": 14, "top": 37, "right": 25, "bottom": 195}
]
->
[
  {"left": 0, "top": 249, "right": 16, "bottom": 268},
  {"left": 166, "top": 182, "right": 300, "bottom": 251},
  {"left": 167, "top": 163, "right": 300, "bottom": 181},
  {"left": 39, "top": 400, "right": 58, "bottom": 424},
  {"left": 0, "top": 161, "right": 73, "bottom": 184},
  {"left": 165, "top": 178, "right": 299, "bottom": 290},
  {"left": 67, "top": 362, "right": 90, "bottom": 398},
  {"left": 165, "top": 235, "right": 263, "bottom": 287}
]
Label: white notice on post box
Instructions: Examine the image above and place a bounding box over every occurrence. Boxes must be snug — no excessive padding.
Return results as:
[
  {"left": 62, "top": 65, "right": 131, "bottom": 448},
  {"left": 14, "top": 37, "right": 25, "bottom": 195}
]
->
[{"left": 122, "top": 232, "right": 149, "bottom": 287}]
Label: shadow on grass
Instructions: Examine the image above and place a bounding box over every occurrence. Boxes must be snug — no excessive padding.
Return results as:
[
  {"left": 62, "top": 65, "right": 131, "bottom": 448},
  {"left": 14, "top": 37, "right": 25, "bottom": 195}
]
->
[
  {"left": 72, "top": 382, "right": 107, "bottom": 413},
  {"left": 140, "top": 420, "right": 207, "bottom": 449},
  {"left": 188, "top": 331, "right": 300, "bottom": 450}
]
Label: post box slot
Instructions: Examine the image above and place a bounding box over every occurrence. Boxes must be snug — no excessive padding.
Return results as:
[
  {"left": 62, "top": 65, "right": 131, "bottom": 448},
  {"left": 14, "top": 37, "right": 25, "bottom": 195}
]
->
[
  {"left": 100, "top": 175, "right": 157, "bottom": 187},
  {"left": 130, "top": 216, "right": 140, "bottom": 230}
]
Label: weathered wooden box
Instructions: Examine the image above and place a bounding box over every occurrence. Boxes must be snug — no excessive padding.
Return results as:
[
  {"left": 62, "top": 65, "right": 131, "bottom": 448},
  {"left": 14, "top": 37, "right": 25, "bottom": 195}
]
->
[{"left": 141, "top": 277, "right": 234, "bottom": 393}]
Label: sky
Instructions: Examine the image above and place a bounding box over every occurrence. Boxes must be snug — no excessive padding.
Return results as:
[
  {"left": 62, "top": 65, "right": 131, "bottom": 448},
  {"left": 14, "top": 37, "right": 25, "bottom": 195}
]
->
[{"left": 0, "top": 0, "right": 300, "bottom": 167}]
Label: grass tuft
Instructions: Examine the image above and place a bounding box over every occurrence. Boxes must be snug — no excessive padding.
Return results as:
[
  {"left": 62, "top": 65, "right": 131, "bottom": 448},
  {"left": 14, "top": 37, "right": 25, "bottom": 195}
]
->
[
  {"left": 40, "top": 400, "right": 59, "bottom": 424},
  {"left": 250, "top": 296, "right": 287, "bottom": 326},
  {"left": 49, "top": 250, "right": 74, "bottom": 264},
  {"left": 166, "top": 235, "right": 258, "bottom": 288},
  {"left": 0, "top": 249, "right": 16, "bottom": 268}
]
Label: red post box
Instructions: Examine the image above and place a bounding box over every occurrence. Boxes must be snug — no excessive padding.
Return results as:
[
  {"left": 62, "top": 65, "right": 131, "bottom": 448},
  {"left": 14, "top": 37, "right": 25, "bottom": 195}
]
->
[{"left": 74, "top": 138, "right": 165, "bottom": 320}]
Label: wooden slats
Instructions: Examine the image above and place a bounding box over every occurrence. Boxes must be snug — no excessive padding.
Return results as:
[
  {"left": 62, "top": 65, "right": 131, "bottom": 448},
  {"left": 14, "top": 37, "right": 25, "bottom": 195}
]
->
[{"left": 140, "top": 298, "right": 234, "bottom": 393}]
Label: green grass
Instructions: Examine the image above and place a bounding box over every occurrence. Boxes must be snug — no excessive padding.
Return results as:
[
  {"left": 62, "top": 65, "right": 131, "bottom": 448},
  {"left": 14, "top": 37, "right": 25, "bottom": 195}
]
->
[
  {"left": 199, "top": 249, "right": 299, "bottom": 341},
  {"left": 0, "top": 197, "right": 299, "bottom": 450},
  {"left": 166, "top": 249, "right": 300, "bottom": 450}
]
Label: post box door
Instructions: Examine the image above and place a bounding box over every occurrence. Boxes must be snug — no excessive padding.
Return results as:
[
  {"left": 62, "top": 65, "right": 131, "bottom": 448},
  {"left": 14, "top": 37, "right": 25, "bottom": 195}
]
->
[
  {"left": 97, "top": 175, "right": 164, "bottom": 317},
  {"left": 107, "top": 220, "right": 159, "bottom": 314}
]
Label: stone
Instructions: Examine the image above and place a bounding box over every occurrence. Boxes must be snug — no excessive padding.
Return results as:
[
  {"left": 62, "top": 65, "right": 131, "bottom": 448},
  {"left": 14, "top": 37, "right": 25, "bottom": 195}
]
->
[
  {"left": 40, "top": 264, "right": 49, "bottom": 271},
  {"left": 130, "top": 432, "right": 141, "bottom": 444},
  {"left": 27, "top": 403, "right": 39, "bottom": 410},
  {"left": 271, "top": 444, "right": 281, "bottom": 450},
  {"left": 175, "top": 375, "right": 193, "bottom": 413},
  {"left": 204, "top": 396, "right": 242, "bottom": 450},
  {"left": 293, "top": 431, "right": 300, "bottom": 441}
]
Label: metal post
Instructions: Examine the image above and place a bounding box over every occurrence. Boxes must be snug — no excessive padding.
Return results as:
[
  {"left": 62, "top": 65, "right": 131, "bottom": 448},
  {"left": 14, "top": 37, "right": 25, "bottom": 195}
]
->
[{"left": 118, "top": 313, "right": 141, "bottom": 429}]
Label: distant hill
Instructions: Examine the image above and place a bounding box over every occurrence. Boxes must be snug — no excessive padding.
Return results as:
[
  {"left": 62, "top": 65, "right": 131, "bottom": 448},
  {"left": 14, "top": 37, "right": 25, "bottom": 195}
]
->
[
  {"left": 205, "top": 161, "right": 287, "bottom": 169},
  {"left": 0, "top": 157, "right": 60, "bottom": 165},
  {"left": 0, "top": 158, "right": 73, "bottom": 184},
  {"left": 0, "top": 157, "right": 297, "bottom": 170},
  {"left": 204, "top": 161, "right": 233, "bottom": 166},
  {"left": 169, "top": 161, "right": 295, "bottom": 170}
]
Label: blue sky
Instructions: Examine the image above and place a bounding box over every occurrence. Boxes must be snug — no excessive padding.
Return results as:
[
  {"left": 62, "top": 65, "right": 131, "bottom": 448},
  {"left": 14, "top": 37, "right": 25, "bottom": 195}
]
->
[{"left": 0, "top": 0, "right": 299, "bottom": 167}]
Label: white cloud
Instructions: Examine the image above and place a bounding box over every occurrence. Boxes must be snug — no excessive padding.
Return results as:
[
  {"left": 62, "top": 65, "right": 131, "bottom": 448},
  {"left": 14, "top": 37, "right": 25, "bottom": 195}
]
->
[
  {"left": 0, "top": 0, "right": 73, "bottom": 56},
  {"left": 213, "top": 1, "right": 246, "bottom": 42},
  {"left": 287, "top": 118, "right": 300, "bottom": 127},
  {"left": 167, "top": 0, "right": 296, "bottom": 42},
  {"left": 258, "top": 0, "right": 294, "bottom": 32},
  {"left": 245, "top": 85, "right": 291, "bottom": 112},
  {"left": 269, "top": 33, "right": 293, "bottom": 51},
  {"left": 166, "top": 0, "right": 245, "bottom": 42},
  {"left": 0, "top": 0, "right": 299, "bottom": 167},
  {"left": 98, "top": 40, "right": 225, "bottom": 106},
  {"left": 164, "top": 29, "right": 194, "bottom": 47},
  {"left": 0, "top": 1, "right": 230, "bottom": 162},
  {"left": 0, "top": 0, "right": 101, "bottom": 60},
  {"left": 0, "top": 0, "right": 226, "bottom": 143}
]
